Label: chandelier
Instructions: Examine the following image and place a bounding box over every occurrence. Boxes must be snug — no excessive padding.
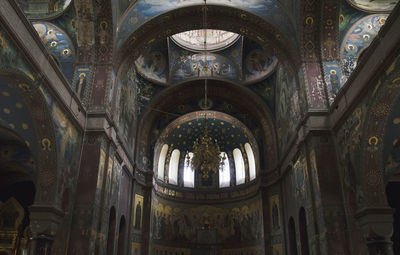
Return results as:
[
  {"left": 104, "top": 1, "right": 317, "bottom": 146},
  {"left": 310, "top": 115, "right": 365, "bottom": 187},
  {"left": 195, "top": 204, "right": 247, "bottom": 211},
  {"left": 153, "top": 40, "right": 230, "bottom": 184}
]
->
[{"left": 190, "top": 0, "right": 223, "bottom": 179}]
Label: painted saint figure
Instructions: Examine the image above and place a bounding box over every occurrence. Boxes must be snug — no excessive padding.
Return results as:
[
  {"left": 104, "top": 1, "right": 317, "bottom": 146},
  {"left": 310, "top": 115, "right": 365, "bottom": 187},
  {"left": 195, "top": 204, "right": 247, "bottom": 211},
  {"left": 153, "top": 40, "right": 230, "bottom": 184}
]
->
[{"left": 135, "top": 201, "right": 142, "bottom": 229}]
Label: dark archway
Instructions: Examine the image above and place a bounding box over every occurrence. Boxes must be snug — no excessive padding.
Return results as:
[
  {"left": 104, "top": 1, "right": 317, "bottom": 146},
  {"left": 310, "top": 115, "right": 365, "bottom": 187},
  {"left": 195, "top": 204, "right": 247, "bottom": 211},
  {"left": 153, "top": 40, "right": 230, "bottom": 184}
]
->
[
  {"left": 386, "top": 182, "right": 400, "bottom": 253},
  {"left": 299, "top": 207, "right": 310, "bottom": 255},
  {"left": 106, "top": 207, "right": 116, "bottom": 255},
  {"left": 289, "top": 217, "right": 298, "bottom": 255},
  {"left": 117, "top": 216, "right": 126, "bottom": 255},
  {"left": 0, "top": 126, "right": 36, "bottom": 255}
]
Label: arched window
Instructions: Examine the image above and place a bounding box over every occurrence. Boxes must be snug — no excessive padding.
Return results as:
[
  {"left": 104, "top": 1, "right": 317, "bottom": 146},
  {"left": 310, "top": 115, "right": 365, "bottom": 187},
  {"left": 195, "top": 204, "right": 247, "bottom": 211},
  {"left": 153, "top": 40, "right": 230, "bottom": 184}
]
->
[
  {"left": 245, "top": 143, "right": 256, "bottom": 181},
  {"left": 219, "top": 152, "right": 230, "bottom": 188},
  {"left": 168, "top": 149, "right": 180, "bottom": 185},
  {"left": 183, "top": 152, "right": 194, "bottom": 188},
  {"left": 157, "top": 144, "right": 168, "bottom": 181},
  {"left": 233, "top": 148, "right": 245, "bottom": 185}
]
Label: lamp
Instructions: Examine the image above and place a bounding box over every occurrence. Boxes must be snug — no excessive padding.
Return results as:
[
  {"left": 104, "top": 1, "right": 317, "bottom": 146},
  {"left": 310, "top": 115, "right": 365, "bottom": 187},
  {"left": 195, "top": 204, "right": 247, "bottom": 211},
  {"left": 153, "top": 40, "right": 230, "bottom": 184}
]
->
[{"left": 190, "top": 0, "right": 223, "bottom": 179}]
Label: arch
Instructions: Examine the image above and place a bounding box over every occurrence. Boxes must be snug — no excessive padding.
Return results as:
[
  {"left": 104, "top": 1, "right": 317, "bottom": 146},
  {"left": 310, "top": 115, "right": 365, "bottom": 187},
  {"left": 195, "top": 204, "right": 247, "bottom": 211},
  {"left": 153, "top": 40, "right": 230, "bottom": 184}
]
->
[
  {"left": 106, "top": 207, "right": 116, "bottom": 255},
  {"left": 233, "top": 148, "right": 245, "bottom": 185},
  {"left": 136, "top": 79, "right": 277, "bottom": 177},
  {"left": 115, "top": 4, "right": 300, "bottom": 71},
  {"left": 168, "top": 149, "right": 180, "bottom": 185},
  {"left": 219, "top": 152, "right": 230, "bottom": 188},
  {"left": 117, "top": 216, "right": 126, "bottom": 255},
  {"left": 183, "top": 152, "right": 194, "bottom": 188},
  {"left": 157, "top": 144, "right": 169, "bottom": 181},
  {"left": 288, "top": 217, "right": 298, "bottom": 255},
  {"left": 299, "top": 207, "right": 310, "bottom": 255},
  {"left": 245, "top": 143, "right": 256, "bottom": 181}
]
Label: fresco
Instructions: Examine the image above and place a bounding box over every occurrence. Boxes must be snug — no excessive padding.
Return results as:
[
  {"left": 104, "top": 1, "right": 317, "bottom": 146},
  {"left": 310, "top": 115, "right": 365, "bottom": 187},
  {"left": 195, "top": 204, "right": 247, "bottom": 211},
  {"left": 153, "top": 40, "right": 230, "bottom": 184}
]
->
[
  {"left": 33, "top": 22, "right": 75, "bottom": 83},
  {"left": 275, "top": 64, "right": 301, "bottom": 156},
  {"left": 339, "top": 0, "right": 366, "bottom": 44},
  {"left": 72, "top": 66, "right": 90, "bottom": 100},
  {"left": 150, "top": 193, "right": 264, "bottom": 245},
  {"left": 135, "top": 40, "right": 168, "bottom": 84},
  {"left": 0, "top": 77, "right": 37, "bottom": 158},
  {"left": 244, "top": 39, "right": 277, "bottom": 84},
  {"left": 116, "top": 0, "right": 297, "bottom": 49},
  {"left": 248, "top": 72, "right": 276, "bottom": 115},
  {"left": 134, "top": 194, "right": 144, "bottom": 230},
  {"left": 0, "top": 29, "right": 35, "bottom": 81},
  {"left": 272, "top": 244, "right": 283, "bottom": 255},
  {"left": 269, "top": 195, "right": 280, "bottom": 232},
  {"left": 340, "top": 14, "right": 388, "bottom": 82},
  {"left": 115, "top": 66, "right": 137, "bottom": 156},
  {"left": 218, "top": 37, "right": 243, "bottom": 71},
  {"left": 293, "top": 156, "right": 308, "bottom": 200},
  {"left": 346, "top": 0, "right": 399, "bottom": 12},
  {"left": 136, "top": 73, "right": 164, "bottom": 117},
  {"left": 169, "top": 40, "right": 239, "bottom": 84},
  {"left": 324, "top": 62, "right": 345, "bottom": 103},
  {"left": 17, "top": 0, "right": 72, "bottom": 19}
]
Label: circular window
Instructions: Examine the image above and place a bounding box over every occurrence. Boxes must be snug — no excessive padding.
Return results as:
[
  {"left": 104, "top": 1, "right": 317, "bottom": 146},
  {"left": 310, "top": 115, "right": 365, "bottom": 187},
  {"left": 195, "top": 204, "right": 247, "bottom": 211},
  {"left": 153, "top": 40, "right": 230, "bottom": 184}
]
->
[{"left": 171, "top": 29, "right": 240, "bottom": 52}]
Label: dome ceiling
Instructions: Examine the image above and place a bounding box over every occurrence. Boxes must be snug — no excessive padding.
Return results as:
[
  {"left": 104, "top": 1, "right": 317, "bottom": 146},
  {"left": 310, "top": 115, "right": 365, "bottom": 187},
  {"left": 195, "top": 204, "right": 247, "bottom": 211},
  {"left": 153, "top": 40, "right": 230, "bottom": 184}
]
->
[
  {"left": 17, "top": 0, "right": 72, "bottom": 19},
  {"left": 134, "top": 36, "right": 277, "bottom": 85},
  {"left": 346, "top": 0, "right": 399, "bottom": 12},
  {"left": 157, "top": 111, "right": 257, "bottom": 154},
  {"left": 171, "top": 29, "right": 240, "bottom": 52}
]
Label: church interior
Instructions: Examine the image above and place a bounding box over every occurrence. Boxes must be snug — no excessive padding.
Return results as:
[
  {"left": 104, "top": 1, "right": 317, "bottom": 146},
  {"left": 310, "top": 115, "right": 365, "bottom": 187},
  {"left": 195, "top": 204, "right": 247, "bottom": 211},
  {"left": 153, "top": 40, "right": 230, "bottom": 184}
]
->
[{"left": 1, "top": 0, "right": 400, "bottom": 254}]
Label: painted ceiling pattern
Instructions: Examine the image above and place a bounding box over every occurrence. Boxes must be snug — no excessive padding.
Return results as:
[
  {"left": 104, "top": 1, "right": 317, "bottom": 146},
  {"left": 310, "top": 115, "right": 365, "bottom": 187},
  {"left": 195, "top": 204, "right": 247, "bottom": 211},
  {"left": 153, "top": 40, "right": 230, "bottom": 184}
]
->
[
  {"left": 33, "top": 22, "right": 75, "bottom": 83},
  {"left": 340, "top": 14, "right": 388, "bottom": 82},
  {"left": 116, "top": 0, "right": 298, "bottom": 49}
]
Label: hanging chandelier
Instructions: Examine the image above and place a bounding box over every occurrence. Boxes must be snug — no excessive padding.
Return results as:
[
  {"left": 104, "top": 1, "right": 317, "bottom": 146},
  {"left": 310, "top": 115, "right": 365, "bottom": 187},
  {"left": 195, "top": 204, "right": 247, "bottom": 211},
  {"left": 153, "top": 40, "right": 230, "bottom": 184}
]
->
[{"left": 190, "top": 0, "right": 223, "bottom": 179}]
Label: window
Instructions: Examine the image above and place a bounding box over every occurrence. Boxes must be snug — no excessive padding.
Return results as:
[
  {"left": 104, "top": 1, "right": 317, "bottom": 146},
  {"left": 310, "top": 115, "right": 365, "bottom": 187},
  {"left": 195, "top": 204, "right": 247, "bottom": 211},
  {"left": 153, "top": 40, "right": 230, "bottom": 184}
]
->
[
  {"left": 233, "top": 148, "right": 245, "bottom": 185},
  {"left": 219, "top": 152, "right": 230, "bottom": 188},
  {"left": 157, "top": 144, "right": 168, "bottom": 181},
  {"left": 245, "top": 143, "right": 256, "bottom": 181},
  {"left": 168, "top": 149, "right": 180, "bottom": 185},
  {"left": 183, "top": 152, "right": 194, "bottom": 188}
]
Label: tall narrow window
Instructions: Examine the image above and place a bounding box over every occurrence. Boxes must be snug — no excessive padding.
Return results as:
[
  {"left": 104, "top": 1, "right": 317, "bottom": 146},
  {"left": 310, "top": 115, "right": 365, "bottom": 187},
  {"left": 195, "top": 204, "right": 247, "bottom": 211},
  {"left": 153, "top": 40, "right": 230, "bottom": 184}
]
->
[
  {"left": 168, "top": 149, "right": 180, "bottom": 185},
  {"left": 183, "top": 152, "right": 194, "bottom": 188},
  {"left": 299, "top": 207, "right": 310, "bottom": 255},
  {"left": 219, "top": 152, "right": 230, "bottom": 188},
  {"left": 157, "top": 144, "right": 168, "bottom": 181},
  {"left": 245, "top": 143, "right": 256, "bottom": 181},
  {"left": 233, "top": 148, "right": 245, "bottom": 185},
  {"left": 289, "top": 217, "right": 299, "bottom": 255}
]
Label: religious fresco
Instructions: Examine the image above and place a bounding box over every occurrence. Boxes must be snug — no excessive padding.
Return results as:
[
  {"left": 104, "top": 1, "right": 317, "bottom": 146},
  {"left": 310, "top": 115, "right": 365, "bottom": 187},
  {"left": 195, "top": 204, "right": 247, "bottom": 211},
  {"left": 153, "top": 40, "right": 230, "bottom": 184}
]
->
[
  {"left": 134, "top": 194, "right": 144, "bottom": 230},
  {"left": 0, "top": 77, "right": 37, "bottom": 158},
  {"left": 275, "top": 64, "right": 302, "bottom": 156},
  {"left": 116, "top": 0, "right": 297, "bottom": 49},
  {"left": 169, "top": 40, "right": 240, "bottom": 84},
  {"left": 324, "top": 62, "right": 345, "bottom": 104},
  {"left": 17, "top": 0, "right": 72, "bottom": 19},
  {"left": 150, "top": 193, "right": 264, "bottom": 246},
  {"left": 115, "top": 65, "right": 137, "bottom": 156},
  {"left": 340, "top": 14, "right": 388, "bottom": 82},
  {"left": 243, "top": 39, "right": 277, "bottom": 84},
  {"left": 72, "top": 66, "right": 90, "bottom": 100},
  {"left": 346, "top": 0, "right": 399, "bottom": 12},
  {"left": 269, "top": 195, "right": 280, "bottom": 232},
  {"left": 33, "top": 22, "right": 75, "bottom": 83},
  {"left": 218, "top": 37, "right": 243, "bottom": 72},
  {"left": 272, "top": 244, "right": 283, "bottom": 255},
  {"left": 135, "top": 40, "right": 168, "bottom": 84},
  {"left": 293, "top": 156, "right": 308, "bottom": 200},
  {"left": 0, "top": 29, "right": 35, "bottom": 81},
  {"left": 339, "top": 0, "right": 366, "bottom": 44},
  {"left": 383, "top": 97, "right": 400, "bottom": 178},
  {"left": 248, "top": 73, "right": 276, "bottom": 115}
]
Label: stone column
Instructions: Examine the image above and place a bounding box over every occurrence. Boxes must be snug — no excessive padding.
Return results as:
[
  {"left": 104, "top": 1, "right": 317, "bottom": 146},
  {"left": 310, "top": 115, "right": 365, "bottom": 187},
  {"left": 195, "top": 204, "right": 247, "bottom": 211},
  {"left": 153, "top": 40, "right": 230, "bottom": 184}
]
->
[{"left": 355, "top": 207, "right": 394, "bottom": 255}]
